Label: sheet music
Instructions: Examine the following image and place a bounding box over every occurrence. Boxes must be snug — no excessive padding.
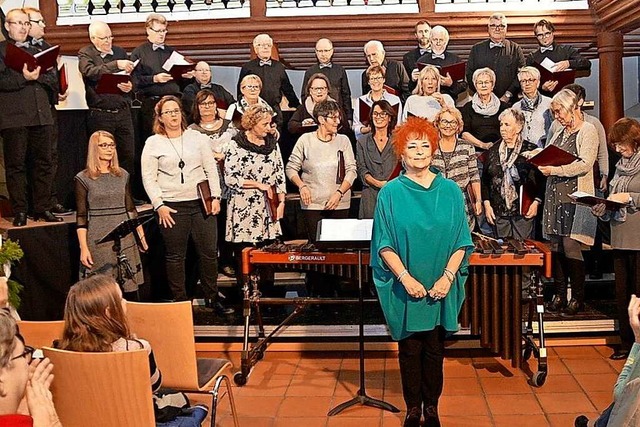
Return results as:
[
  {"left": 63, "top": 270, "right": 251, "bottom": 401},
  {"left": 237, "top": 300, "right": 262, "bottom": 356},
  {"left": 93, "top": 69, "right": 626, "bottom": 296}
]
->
[
  {"left": 317, "top": 219, "right": 373, "bottom": 242},
  {"left": 162, "top": 51, "right": 190, "bottom": 71},
  {"left": 539, "top": 57, "right": 556, "bottom": 72},
  {"left": 114, "top": 59, "right": 140, "bottom": 75}
]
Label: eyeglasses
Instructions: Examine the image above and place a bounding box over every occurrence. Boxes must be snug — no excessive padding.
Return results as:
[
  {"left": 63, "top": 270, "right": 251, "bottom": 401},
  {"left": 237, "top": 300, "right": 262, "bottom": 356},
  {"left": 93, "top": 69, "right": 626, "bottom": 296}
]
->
[
  {"left": 11, "top": 345, "right": 35, "bottom": 363},
  {"left": 373, "top": 112, "right": 389, "bottom": 118},
  {"left": 476, "top": 80, "right": 493, "bottom": 86},
  {"left": 255, "top": 43, "right": 272, "bottom": 48},
  {"left": 431, "top": 38, "right": 446, "bottom": 44},
  {"left": 369, "top": 76, "right": 385, "bottom": 82},
  {"left": 95, "top": 35, "right": 114, "bottom": 42},
  {"left": 242, "top": 85, "right": 260, "bottom": 91},
  {"left": 6, "top": 21, "right": 31, "bottom": 27},
  {"left": 148, "top": 27, "right": 168, "bottom": 34},
  {"left": 29, "top": 19, "right": 46, "bottom": 27},
  {"left": 439, "top": 119, "right": 457, "bottom": 127},
  {"left": 536, "top": 31, "right": 552, "bottom": 39},
  {"left": 315, "top": 49, "right": 333, "bottom": 54},
  {"left": 310, "top": 87, "right": 328, "bottom": 92},
  {"left": 323, "top": 114, "right": 340, "bottom": 121},
  {"left": 520, "top": 78, "right": 537, "bottom": 85},
  {"left": 97, "top": 143, "right": 116, "bottom": 149},
  {"left": 488, "top": 24, "right": 506, "bottom": 30},
  {"left": 195, "top": 68, "right": 210, "bottom": 73},
  {"left": 161, "top": 109, "right": 181, "bottom": 116},
  {"left": 199, "top": 101, "right": 216, "bottom": 107}
]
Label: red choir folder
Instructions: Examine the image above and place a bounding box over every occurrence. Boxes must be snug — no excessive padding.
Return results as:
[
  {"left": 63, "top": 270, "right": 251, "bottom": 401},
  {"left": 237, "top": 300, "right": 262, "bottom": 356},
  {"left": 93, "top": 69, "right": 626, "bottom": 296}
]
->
[
  {"left": 5, "top": 43, "right": 59, "bottom": 73},
  {"left": 527, "top": 144, "right": 579, "bottom": 167},
  {"left": 58, "top": 63, "right": 68, "bottom": 94},
  {"left": 197, "top": 180, "right": 214, "bottom": 216},
  {"left": 166, "top": 63, "right": 196, "bottom": 81},
  {"left": 358, "top": 99, "right": 372, "bottom": 127},
  {"left": 96, "top": 73, "right": 131, "bottom": 94},
  {"left": 519, "top": 181, "right": 537, "bottom": 216},
  {"left": 569, "top": 191, "right": 629, "bottom": 211},
  {"left": 383, "top": 84, "right": 398, "bottom": 96},
  {"left": 417, "top": 61, "right": 466, "bottom": 82},
  {"left": 387, "top": 162, "right": 402, "bottom": 180},
  {"left": 264, "top": 185, "right": 279, "bottom": 222},
  {"left": 215, "top": 97, "right": 229, "bottom": 110},
  {"left": 533, "top": 62, "right": 576, "bottom": 94}
]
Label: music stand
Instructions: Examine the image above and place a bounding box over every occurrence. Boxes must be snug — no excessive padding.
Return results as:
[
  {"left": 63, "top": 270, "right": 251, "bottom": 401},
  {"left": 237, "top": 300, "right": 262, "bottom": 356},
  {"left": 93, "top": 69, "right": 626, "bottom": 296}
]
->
[
  {"left": 96, "top": 214, "right": 153, "bottom": 289},
  {"left": 316, "top": 219, "right": 400, "bottom": 416}
]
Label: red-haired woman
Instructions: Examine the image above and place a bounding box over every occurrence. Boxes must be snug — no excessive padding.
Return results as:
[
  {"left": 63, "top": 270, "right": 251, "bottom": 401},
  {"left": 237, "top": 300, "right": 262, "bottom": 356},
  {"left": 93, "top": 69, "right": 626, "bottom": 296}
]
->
[{"left": 370, "top": 117, "right": 474, "bottom": 427}]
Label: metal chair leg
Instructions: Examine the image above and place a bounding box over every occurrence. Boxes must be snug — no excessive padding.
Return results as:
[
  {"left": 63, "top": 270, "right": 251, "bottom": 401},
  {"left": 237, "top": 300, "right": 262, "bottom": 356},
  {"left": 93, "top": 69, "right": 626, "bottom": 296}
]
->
[{"left": 210, "top": 374, "right": 240, "bottom": 427}]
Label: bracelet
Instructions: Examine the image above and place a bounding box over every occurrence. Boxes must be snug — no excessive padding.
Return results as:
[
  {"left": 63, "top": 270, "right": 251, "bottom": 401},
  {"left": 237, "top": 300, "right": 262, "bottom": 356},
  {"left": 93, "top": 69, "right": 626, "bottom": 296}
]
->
[
  {"left": 336, "top": 189, "right": 344, "bottom": 196},
  {"left": 397, "top": 269, "right": 409, "bottom": 282},
  {"left": 443, "top": 268, "right": 455, "bottom": 283}
]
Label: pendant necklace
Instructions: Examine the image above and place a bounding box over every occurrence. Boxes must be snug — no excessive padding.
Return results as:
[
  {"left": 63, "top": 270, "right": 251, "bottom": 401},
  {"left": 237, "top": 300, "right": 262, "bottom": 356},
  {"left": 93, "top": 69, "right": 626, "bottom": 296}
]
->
[{"left": 168, "top": 133, "right": 185, "bottom": 184}]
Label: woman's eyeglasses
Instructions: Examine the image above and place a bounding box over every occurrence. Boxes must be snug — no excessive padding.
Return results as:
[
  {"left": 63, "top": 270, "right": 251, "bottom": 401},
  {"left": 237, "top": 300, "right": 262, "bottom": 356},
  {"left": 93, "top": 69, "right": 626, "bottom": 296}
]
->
[
  {"left": 148, "top": 27, "right": 168, "bottom": 34},
  {"left": 372, "top": 112, "right": 389, "bottom": 118},
  {"left": 11, "top": 345, "right": 35, "bottom": 363},
  {"left": 161, "top": 109, "right": 181, "bottom": 116},
  {"left": 439, "top": 119, "right": 457, "bottom": 127},
  {"left": 199, "top": 101, "right": 216, "bottom": 108},
  {"left": 242, "top": 85, "right": 260, "bottom": 91},
  {"left": 97, "top": 143, "right": 116, "bottom": 149}
]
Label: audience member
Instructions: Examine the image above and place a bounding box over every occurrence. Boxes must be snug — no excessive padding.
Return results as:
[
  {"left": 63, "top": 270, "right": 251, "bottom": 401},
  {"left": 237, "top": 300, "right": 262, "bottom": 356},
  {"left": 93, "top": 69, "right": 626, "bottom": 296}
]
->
[
  {"left": 237, "top": 33, "right": 300, "bottom": 112},
  {"left": 302, "top": 38, "right": 353, "bottom": 124},
  {"left": 0, "top": 8, "right": 61, "bottom": 227},
  {"left": 354, "top": 65, "right": 402, "bottom": 140},
  {"left": 402, "top": 20, "right": 431, "bottom": 93},
  {"left": 466, "top": 13, "right": 525, "bottom": 103},
  {"left": 361, "top": 40, "right": 410, "bottom": 102},
  {"left": 75, "top": 131, "right": 147, "bottom": 299},
  {"left": 356, "top": 100, "right": 398, "bottom": 219}
]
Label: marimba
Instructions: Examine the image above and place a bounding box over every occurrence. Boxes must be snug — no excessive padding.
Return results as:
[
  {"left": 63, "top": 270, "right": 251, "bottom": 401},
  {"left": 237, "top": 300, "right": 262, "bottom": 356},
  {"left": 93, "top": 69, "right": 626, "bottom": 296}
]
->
[{"left": 234, "top": 239, "right": 551, "bottom": 387}]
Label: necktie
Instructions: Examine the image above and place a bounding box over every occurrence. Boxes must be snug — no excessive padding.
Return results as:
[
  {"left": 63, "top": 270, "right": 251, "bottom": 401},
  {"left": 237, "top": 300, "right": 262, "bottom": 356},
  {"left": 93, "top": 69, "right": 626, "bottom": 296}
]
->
[
  {"left": 15, "top": 41, "right": 30, "bottom": 48},
  {"left": 489, "top": 42, "right": 504, "bottom": 49},
  {"left": 540, "top": 46, "right": 554, "bottom": 53},
  {"left": 432, "top": 53, "right": 445, "bottom": 60},
  {"left": 319, "top": 63, "right": 332, "bottom": 69},
  {"left": 259, "top": 59, "right": 272, "bottom": 67},
  {"left": 152, "top": 44, "right": 165, "bottom": 51},
  {"left": 31, "top": 38, "right": 43, "bottom": 46}
]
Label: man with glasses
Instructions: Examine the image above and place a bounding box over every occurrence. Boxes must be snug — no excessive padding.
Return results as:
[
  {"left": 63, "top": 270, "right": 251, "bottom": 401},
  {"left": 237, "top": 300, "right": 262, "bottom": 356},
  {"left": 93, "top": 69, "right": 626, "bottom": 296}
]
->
[
  {"left": 182, "top": 61, "right": 235, "bottom": 120},
  {"left": 415, "top": 25, "right": 467, "bottom": 102},
  {"left": 361, "top": 40, "right": 410, "bottom": 103},
  {"left": 0, "top": 8, "right": 62, "bottom": 226},
  {"left": 131, "top": 13, "right": 182, "bottom": 147},
  {"left": 402, "top": 20, "right": 431, "bottom": 93},
  {"left": 237, "top": 33, "right": 300, "bottom": 115},
  {"left": 526, "top": 19, "right": 591, "bottom": 95},
  {"left": 466, "top": 13, "right": 525, "bottom": 104},
  {"left": 302, "top": 38, "right": 353, "bottom": 124},
  {"left": 79, "top": 20, "right": 141, "bottom": 202}
]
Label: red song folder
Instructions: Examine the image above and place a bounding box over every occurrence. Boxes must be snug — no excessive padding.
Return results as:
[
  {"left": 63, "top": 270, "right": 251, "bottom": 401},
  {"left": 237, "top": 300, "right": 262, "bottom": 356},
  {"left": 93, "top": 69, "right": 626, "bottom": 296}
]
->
[
  {"left": 96, "top": 73, "right": 131, "bottom": 95},
  {"left": 527, "top": 144, "right": 579, "bottom": 167},
  {"left": 5, "top": 43, "right": 59, "bottom": 73},
  {"left": 533, "top": 62, "right": 576, "bottom": 94},
  {"left": 58, "top": 63, "right": 68, "bottom": 94},
  {"left": 418, "top": 61, "right": 466, "bottom": 82}
]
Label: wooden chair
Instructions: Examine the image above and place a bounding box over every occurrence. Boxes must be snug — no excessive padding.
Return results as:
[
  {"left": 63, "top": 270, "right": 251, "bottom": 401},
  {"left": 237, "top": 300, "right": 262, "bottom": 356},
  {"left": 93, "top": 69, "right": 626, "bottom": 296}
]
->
[
  {"left": 17, "top": 320, "right": 64, "bottom": 348},
  {"left": 126, "top": 301, "right": 240, "bottom": 427},
  {"left": 43, "top": 347, "right": 155, "bottom": 427}
]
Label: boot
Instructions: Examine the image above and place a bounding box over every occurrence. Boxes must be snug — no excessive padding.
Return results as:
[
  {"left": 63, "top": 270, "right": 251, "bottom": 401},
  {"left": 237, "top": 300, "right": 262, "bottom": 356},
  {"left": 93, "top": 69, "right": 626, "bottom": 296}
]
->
[
  {"left": 546, "top": 252, "right": 568, "bottom": 313},
  {"left": 562, "top": 298, "right": 585, "bottom": 317},
  {"left": 403, "top": 407, "right": 422, "bottom": 427},
  {"left": 423, "top": 405, "right": 441, "bottom": 427},
  {"left": 562, "top": 258, "right": 586, "bottom": 317}
]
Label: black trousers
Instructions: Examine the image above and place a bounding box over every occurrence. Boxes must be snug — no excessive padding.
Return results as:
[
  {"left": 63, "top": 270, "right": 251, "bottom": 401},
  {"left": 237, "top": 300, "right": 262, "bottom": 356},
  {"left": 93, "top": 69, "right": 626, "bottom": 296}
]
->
[
  {"left": 398, "top": 327, "right": 446, "bottom": 410},
  {"left": 613, "top": 250, "right": 640, "bottom": 350},
  {"left": 302, "top": 209, "right": 349, "bottom": 242},
  {"left": 1, "top": 125, "right": 55, "bottom": 214},
  {"left": 160, "top": 200, "right": 218, "bottom": 301},
  {"left": 86, "top": 107, "right": 136, "bottom": 189}
]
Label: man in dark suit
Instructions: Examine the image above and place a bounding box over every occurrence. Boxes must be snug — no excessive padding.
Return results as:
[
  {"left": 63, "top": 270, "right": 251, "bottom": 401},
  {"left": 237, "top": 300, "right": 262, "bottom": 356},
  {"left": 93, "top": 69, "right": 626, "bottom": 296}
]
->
[
  {"left": 237, "top": 33, "right": 300, "bottom": 111},
  {"left": 361, "top": 40, "right": 410, "bottom": 102},
  {"left": 526, "top": 19, "right": 591, "bottom": 95},
  {"left": 0, "top": 8, "right": 61, "bottom": 226},
  {"left": 182, "top": 61, "right": 235, "bottom": 120},
  {"left": 402, "top": 20, "right": 431, "bottom": 93},
  {"left": 466, "top": 13, "right": 525, "bottom": 103},
  {"left": 302, "top": 38, "right": 353, "bottom": 123},
  {"left": 78, "top": 20, "right": 138, "bottom": 195},
  {"left": 415, "top": 25, "right": 467, "bottom": 102}
]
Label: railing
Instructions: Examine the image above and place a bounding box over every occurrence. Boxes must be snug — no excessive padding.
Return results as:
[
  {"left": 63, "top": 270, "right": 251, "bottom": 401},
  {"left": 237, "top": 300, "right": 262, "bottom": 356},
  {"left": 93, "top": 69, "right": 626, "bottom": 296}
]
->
[
  {"left": 265, "top": 0, "right": 418, "bottom": 16},
  {"left": 434, "top": 0, "right": 589, "bottom": 12}
]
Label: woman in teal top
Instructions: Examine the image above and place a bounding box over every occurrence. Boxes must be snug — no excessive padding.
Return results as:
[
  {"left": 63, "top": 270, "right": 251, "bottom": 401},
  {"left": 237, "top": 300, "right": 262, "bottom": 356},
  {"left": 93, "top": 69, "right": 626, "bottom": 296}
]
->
[{"left": 371, "top": 117, "right": 474, "bottom": 427}]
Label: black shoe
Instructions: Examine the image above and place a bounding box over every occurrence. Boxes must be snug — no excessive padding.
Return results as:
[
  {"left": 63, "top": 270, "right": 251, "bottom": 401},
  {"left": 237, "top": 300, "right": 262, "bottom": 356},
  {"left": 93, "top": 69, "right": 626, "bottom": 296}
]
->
[
  {"left": 546, "top": 294, "right": 567, "bottom": 313},
  {"left": 12, "top": 213, "right": 27, "bottom": 227},
  {"left": 133, "top": 198, "right": 148, "bottom": 206},
  {"left": 210, "top": 301, "right": 234, "bottom": 316},
  {"left": 221, "top": 265, "right": 236, "bottom": 277},
  {"left": 610, "top": 348, "right": 630, "bottom": 360},
  {"left": 561, "top": 298, "right": 584, "bottom": 317},
  {"left": 574, "top": 415, "right": 589, "bottom": 427},
  {"left": 424, "top": 405, "right": 440, "bottom": 427},
  {"left": 51, "top": 203, "right": 73, "bottom": 215},
  {"left": 33, "top": 211, "right": 64, "bottom": 223},
  {"left": 403, "top": 407, "right": 421, "bottom": 427}
]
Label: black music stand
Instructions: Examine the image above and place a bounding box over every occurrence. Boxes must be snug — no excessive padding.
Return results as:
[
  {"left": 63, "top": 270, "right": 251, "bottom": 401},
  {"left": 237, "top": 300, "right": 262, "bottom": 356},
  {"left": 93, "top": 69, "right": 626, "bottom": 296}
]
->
[
  {"left": 96, "top": 214, "right": 153, "bottom": 289},
  {"left": 316, "top": 219, "right": 400, "bottom": 416}
]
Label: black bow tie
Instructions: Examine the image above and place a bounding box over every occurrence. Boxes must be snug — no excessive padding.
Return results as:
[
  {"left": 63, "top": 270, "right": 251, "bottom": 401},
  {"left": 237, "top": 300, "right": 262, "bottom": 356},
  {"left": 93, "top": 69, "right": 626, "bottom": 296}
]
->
[
  {"left": 15, "top": 41, "right": 30, "bottom": 48},
  {"left": 152, "top": 44, "right": 165, "bottom": 51},
  {"left": 259, "top": 59, "right": 272, "bottom": 67}
]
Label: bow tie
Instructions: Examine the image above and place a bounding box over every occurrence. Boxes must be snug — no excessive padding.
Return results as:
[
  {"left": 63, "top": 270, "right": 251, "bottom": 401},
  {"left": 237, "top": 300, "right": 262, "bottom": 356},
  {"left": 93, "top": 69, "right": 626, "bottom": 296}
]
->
[
  {"left": 200, "top": 83, "right": 212, "bottom": 89},
  {"left": 100, "top": 50, "right": 114, "bottom": 58},
  {"left": 432, "top": 53, "right": 445, "bottom": 60},
  {"left": 14, "top": 41, "right": 30, "bottom": 48},
  {"left": 31, "top": 38, "right": 43, "bottom": 46},
  {"left": 152, "top": 44, "right": 165, "bottom": 51},
  {"left": 419, "top": 48, "right": 429, "bottom": 55},
  {"left": 319, "top": 63, "right": 332, "bottom": 69},
  {"left": 259, "top": 59, "right": 272, "bottom": 67},
  {"left": 540, "top": 46, "right": 554, "bottom": 53},
  {"left": 489, "top": 42, "right": 504, "bottom": 49}
]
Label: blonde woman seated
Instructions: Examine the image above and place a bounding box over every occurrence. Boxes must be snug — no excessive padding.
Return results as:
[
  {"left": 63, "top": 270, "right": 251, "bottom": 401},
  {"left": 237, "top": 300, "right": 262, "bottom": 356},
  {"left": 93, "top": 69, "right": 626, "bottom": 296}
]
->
[{"left": 402, "top": 65, "right": 455, "bottom": 122}]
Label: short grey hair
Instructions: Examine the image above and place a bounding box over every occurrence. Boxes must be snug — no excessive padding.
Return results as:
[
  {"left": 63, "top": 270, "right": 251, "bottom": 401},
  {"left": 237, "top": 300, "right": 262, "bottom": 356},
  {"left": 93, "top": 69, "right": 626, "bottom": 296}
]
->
[
  {"left": 88, "top": 20, "right": 110, "bottom": 39},
  {"left": 489, "top": 12, "right": 507, "bottom": 25},
  {"left": 498, "top": 108, "right": 525, "bottom": 128},
  {"left": 518, "top": 66, "right": 540, "bottom": 82},
  {"left": 551, "top": 89, "right": 579, "bottom": 114},
  {"left": 430, "top": 25, "right": 449, "bottom": 43},
  {"left": 364, "top": 40, "right": 384, "bottom": 54},
  {"left": 472, "top": 67, "right": 496, "bottom": 86},
  {"left": 253, "top": 33, "right": 273, "bottom": 46}
]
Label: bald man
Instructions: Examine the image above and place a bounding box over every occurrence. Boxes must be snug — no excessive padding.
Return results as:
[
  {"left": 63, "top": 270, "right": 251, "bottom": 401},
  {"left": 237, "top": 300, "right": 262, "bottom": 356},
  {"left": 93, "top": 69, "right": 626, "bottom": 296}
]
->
[
  {"left": 181, "top": 61, "right": 235, "bottom": 119},
  {"left": 301, "top": 38, "right": 353, "bottom": 122},
  {"left": 78, "top": 20, "right": 138, "bottom": 196}
]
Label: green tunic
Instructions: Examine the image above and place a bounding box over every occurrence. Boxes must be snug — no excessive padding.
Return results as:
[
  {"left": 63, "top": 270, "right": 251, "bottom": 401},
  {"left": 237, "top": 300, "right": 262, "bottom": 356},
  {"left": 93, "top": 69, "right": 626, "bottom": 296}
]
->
[{"left": 370, "top": 169, "right": 474, "bottom": 341}]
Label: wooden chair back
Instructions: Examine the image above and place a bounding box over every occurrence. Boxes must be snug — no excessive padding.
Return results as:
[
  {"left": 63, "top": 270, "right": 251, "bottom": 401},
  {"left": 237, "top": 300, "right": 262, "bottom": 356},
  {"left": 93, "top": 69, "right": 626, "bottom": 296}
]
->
[
  {"left": 43, "top": 347, "right": 155, "bottom": 427},
  {"left": 126, "top": 301, "right": 200, "bottom": 390},
  {"left": 17, "top": 320, "right": 64, "bottom": 348}
]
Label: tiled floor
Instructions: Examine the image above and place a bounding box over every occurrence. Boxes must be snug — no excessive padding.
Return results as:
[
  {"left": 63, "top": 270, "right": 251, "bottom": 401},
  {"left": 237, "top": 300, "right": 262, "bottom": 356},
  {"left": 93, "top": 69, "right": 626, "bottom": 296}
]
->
[{"left": 191, "top": 345, "right": 624, "bottom": 427}]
